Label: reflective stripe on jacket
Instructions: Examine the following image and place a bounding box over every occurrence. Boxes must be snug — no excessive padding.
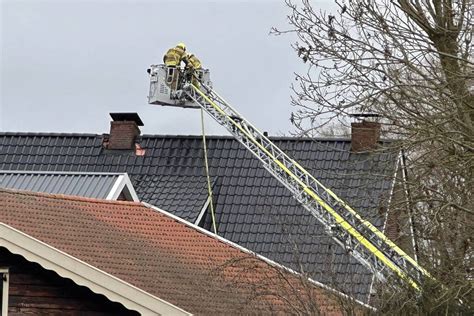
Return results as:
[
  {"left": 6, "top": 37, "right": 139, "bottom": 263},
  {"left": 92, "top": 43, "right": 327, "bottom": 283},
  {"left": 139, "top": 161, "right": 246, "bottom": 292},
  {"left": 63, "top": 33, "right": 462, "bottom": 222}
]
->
[{"left": 163, "top": 46, "right": 186, "bottom": 67}]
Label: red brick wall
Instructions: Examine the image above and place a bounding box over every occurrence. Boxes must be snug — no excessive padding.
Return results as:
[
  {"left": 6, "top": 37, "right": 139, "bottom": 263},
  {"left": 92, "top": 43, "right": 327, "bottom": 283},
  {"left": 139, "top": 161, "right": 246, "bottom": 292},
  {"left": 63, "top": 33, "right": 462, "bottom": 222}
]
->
[
  {"left": 108, "top": 121, "right": 140, "bottom": 150},
  {"left": 0, "top": 247, "right": 138, "bottom": 316},
  {"left": 351, "top": 121, "right": 381, "bottom": 152}
]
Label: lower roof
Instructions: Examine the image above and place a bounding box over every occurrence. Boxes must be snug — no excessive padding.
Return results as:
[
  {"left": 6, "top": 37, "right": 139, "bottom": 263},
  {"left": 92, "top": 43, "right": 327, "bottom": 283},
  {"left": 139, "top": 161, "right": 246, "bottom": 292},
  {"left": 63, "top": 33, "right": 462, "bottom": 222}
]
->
[{"left": 0, "top": 188, "right": 365, "bottom": 315}]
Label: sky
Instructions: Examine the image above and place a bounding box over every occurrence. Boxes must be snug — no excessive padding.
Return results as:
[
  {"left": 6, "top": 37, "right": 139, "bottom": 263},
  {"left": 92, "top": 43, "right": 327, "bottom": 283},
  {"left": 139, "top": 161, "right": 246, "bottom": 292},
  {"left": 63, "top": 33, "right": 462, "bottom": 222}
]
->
[{"left": 1, "top": 0, "right": 333, "bottom": 136}]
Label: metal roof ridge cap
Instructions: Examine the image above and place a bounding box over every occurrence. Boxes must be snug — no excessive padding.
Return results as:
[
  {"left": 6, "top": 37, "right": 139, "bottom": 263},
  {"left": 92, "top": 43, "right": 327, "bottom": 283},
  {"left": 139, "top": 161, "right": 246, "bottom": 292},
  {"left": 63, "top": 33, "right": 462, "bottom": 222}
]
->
[
  {"left": 0, "top": 171, "right": 128, "bottom": 176},
  {"left": 139, "top": 134, "right": 353, "bottom": 141},
  {"left": 0, "top": 132, "right": 101, "bottom": 137},
  {"left": 142, "top": 202, "right": 375, "bottom": 311},
  {"left": 140, "top": 134, "right": 235, "bottom": 139},
  {"left": 0, "top": 188, "right": 142, "bottom": 207},
  {"left": 0, "top": 131, "right": 398, "bottom": 144},
  {"left": 0, "top": 223, "right": 191, "bottom": 316}
]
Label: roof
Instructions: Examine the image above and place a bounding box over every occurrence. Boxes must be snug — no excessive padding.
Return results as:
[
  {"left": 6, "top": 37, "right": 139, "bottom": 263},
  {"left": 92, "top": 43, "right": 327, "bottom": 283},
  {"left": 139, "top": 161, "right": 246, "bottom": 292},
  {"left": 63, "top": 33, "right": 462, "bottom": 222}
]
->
[
  {"left": 0, "top": 132, "right": 399, "bottom": 302},
  {"left": 0, "top": 188, "right": 357, "bottom": 315},
  {"left": 0, "top": 223, "right": 187, "bottom": 315},
  {"left": 0, "top": 170, "right": 139, "bottom": 201}
]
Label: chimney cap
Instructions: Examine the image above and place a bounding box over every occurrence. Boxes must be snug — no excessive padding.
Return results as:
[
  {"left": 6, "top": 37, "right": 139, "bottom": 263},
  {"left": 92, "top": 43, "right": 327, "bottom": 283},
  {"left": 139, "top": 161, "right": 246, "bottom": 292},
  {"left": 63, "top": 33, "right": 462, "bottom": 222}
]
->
[
  {"left": 349, "top": 113, "right": 380, "bottom": 118},
  {"left": 349, "top": 113, "right": 381, "bottom": 120},
  {"left": 110, "top": 112, "right": 144, "bottom": 126}
]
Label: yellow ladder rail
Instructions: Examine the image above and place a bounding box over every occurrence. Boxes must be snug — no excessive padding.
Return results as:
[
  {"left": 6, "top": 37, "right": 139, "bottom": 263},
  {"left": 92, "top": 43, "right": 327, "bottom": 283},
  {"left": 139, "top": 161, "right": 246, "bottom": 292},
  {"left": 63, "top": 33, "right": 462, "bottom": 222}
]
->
[{"left": 182, "top": 80, "right": 432, "bottom": 290}]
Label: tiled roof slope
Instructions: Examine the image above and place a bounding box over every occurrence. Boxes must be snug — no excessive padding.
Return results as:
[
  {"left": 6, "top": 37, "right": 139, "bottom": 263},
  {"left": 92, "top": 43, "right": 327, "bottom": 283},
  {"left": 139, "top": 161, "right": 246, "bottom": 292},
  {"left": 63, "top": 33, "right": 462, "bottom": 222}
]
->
[
  {"left": 0, "top": 188, "right": 354, "bottom": 315},
  {"left": 0, "top": 171, "right": 127, "bottom": 199},
  {"left": 0, "top": 132, "right": 399, "bottom": 301}
]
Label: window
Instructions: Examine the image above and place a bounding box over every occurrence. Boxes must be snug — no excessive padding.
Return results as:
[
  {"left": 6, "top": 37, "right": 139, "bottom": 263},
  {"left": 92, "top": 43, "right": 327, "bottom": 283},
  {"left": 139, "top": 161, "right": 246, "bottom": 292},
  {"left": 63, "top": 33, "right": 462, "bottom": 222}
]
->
[{"left": 0, "top": 268, "right": 8, "bottom": 316}]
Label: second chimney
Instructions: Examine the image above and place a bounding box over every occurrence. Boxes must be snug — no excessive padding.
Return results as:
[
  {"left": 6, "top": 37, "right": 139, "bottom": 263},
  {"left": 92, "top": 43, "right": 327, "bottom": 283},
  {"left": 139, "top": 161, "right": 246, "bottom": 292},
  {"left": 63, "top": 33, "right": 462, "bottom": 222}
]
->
[
  {"left": 351, "top": 120, "right": 381, "bottom": 153},
  {"left": 107, "top": 112, "right": 144, "bottom": 150}
]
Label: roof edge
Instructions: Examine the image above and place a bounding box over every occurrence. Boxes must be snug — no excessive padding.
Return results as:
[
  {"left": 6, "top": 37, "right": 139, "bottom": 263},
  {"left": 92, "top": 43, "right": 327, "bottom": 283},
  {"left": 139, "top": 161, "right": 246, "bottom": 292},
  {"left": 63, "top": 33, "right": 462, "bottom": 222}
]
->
[
  {"left": 0, "top": 131, "right": 100, "bottom": 137},
  {"left": 0, "top": 223, "right": 191, "bottom": 316},
  {"left": 0, "top": 188, "right": 141, "bottom": 207},
  {"left": 0, "top": 131, "right": 398, "bottom": 142},
  {"left": 142, "top": 202, "right": 376, "bottom": 311},
  {"left": 0, "top": 171, "right": 129, "bottom": 176}
]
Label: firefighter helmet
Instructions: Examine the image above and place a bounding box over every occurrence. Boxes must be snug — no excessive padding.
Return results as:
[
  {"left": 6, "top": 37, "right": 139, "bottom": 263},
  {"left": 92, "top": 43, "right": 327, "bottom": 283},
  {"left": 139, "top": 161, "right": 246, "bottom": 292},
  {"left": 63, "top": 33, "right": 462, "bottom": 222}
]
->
[{"left": 176, "top": 43, "right": 186, "bottom": 51}]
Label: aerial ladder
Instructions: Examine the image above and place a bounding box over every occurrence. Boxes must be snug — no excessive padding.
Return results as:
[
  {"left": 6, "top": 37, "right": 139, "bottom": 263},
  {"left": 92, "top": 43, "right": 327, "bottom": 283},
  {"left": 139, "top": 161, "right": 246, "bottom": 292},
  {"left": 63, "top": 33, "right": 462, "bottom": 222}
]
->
[{"left": 147, "top": 64, "right": 432, "bottom": 290}]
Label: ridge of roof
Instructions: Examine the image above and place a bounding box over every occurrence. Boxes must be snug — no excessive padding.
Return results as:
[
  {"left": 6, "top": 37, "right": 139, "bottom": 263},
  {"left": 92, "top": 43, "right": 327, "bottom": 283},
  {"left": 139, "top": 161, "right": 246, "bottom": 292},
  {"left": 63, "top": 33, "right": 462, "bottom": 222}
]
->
[
  {"left": 0, "top": 188, "right": 141, "bottom": 207},
  {"left": 0, "top": 131, "right": 397, "bottom": 143},
  {"left": 0, "top": 131, "right": 100, "bottom": 137},
  {"left": 0, "top": 131, "right": 349, "bottom": 140},
  {"left": 0, "top": 170, "right": 127, "bottom": 176},
  {"left": 140, "top": 134, "right": 355, "bottom": 142}
]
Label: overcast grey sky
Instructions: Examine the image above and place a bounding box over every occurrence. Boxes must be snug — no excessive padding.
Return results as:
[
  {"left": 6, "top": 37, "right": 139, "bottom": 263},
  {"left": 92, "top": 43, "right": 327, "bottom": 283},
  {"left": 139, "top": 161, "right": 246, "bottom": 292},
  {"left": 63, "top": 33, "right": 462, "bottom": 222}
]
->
[{"left": 1, "top": 0, "right": 333, "bottom": 136}]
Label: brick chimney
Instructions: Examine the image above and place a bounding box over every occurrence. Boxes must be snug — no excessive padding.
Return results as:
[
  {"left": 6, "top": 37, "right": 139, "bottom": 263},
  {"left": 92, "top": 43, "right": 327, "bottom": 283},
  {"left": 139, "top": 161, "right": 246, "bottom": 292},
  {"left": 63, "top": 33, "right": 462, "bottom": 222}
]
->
[
  {"left": 107, "top": 113, "right": 144, "bottom": 150},
  {"left": 351, "top": 118, "right": 381, "bottom": 153}
]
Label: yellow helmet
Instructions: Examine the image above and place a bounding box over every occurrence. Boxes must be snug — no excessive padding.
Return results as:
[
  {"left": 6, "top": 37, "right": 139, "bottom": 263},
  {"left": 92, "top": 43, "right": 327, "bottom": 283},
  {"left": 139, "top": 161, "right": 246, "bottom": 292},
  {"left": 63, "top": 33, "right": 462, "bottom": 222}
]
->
[{"left": 176, "top": 43, "right": 186, "bottom": 51}]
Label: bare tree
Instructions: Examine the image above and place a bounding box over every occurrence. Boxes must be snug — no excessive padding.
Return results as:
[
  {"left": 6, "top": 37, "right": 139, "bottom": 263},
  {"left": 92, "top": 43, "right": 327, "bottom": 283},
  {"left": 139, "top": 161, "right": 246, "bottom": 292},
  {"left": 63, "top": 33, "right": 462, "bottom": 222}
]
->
[{"left": 272, "top": 0, "right": 473, "bottom": 313}]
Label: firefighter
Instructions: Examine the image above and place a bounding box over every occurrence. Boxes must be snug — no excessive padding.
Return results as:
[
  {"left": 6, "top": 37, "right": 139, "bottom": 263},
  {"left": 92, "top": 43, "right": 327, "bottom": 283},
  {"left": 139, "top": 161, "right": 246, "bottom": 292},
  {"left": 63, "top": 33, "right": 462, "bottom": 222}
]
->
[
  {"left": 162, "top": 43, "right": 187, "bottom": 90},
  {"left": 184, "top": 53, "right": 202, "bottom": 88}
]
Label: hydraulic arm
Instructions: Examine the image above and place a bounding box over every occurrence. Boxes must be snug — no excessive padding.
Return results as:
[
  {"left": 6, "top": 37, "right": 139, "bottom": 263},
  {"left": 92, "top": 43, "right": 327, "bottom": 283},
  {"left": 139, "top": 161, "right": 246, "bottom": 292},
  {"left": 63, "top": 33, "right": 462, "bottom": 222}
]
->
[{"left": 180, "top": 79, "right": 432, "bottom": 290}]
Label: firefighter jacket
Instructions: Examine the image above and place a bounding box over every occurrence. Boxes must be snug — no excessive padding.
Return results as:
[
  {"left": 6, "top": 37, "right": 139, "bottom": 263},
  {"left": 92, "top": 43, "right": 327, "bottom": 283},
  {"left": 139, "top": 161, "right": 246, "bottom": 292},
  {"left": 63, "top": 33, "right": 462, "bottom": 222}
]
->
[
  {"left": 163, "top": 46, "right": 186, "bottom": 67},
  {"left": 185, "top": 54, "right": 202, "bottom": 70}
]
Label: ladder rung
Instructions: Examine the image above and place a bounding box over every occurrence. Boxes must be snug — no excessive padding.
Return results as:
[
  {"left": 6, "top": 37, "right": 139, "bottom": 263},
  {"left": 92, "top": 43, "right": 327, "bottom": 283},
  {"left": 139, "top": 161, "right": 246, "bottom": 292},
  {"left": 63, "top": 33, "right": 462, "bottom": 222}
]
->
[{"left": 184, "top": 81, "right": 430, "bottom": 289}]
